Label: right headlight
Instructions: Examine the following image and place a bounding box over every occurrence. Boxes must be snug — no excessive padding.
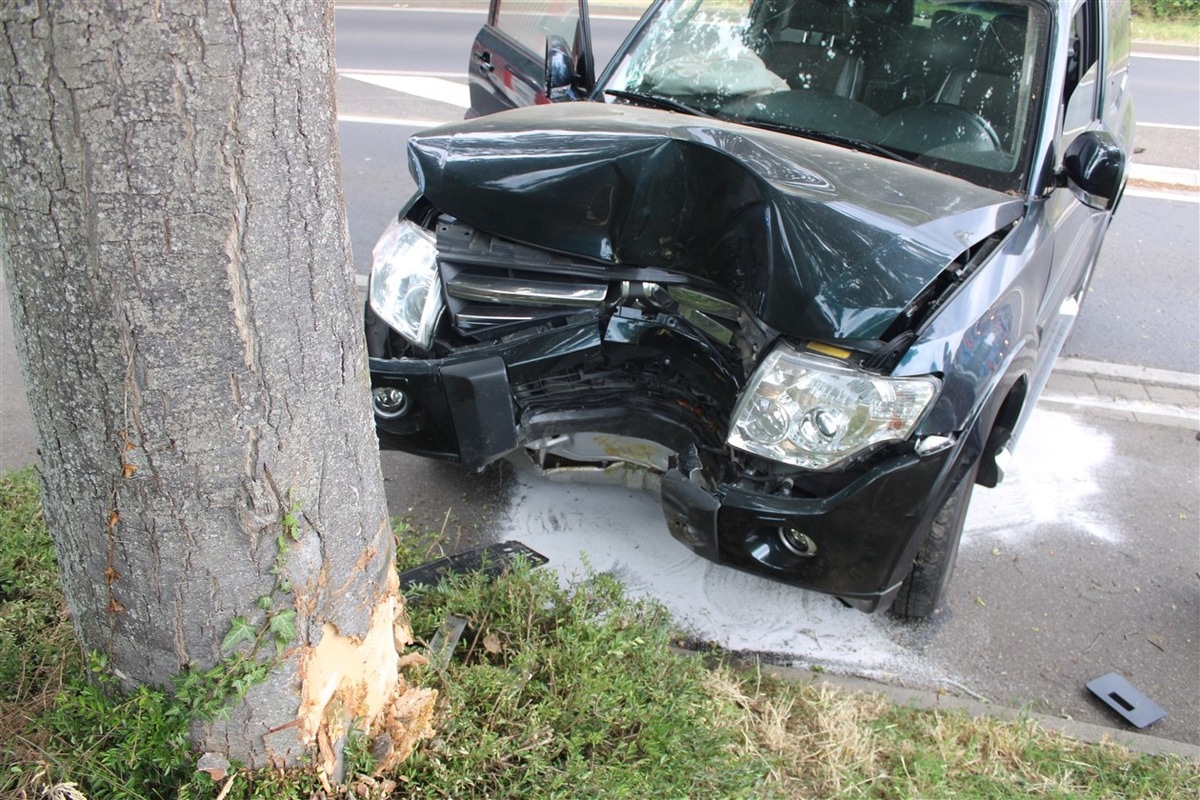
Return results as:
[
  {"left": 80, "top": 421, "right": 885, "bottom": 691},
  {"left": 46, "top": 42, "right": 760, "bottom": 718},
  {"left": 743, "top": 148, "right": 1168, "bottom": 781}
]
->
[
  {"left": 727, "top": 344, "right": 939, "bottom": 470},
  {"left": 368, "top": 218, "right": 442, "bottom": 349}
]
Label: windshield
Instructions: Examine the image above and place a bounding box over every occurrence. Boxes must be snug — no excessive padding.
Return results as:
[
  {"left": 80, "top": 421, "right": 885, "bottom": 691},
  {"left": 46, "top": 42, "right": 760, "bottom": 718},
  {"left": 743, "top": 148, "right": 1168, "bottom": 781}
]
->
[{"left": 602, "top": 0, "right": 1050, "bottom": 192}]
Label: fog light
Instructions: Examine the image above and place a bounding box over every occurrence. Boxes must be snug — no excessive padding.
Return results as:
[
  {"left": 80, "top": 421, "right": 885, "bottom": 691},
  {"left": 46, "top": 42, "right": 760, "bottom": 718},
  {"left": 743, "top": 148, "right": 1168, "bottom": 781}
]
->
[
  {"left": 373, "top": 386, "right": 409, "bottom": 418},
  {"left": 778, "top": 527, "right": 817, "bottom": 558}
]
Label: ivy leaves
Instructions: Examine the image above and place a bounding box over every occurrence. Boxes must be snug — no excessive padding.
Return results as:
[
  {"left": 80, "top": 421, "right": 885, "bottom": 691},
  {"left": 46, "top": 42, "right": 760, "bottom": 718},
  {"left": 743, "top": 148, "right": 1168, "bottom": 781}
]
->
[{"left": 184, "top": 498, "right": 306, "bottom": 718}]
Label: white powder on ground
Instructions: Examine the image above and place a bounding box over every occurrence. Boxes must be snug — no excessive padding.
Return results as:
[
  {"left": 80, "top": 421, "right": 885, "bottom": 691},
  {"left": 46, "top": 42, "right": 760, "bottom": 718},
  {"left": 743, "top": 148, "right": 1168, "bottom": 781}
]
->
[
  {"left": 497, "top": 407, "right": 1114, "bottom": 683},
  {"left": 500, "top": 472, "right": 932, "bottom": 683},
  {"left": 964, "top": 408, "right": 1118, "bottom": 545}
]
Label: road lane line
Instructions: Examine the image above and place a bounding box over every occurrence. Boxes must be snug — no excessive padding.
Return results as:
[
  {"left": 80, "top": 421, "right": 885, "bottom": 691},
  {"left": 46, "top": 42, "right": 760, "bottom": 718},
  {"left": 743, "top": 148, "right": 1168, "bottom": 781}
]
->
[
  {"left": 336, "top": 5, "right": 484, "bottom": 13},
  {"left": 1137, "top": 122, "right": 1200, "bottom": 131},
  {"left": 340, "top": 72, "right": 470, "bottom": 108},
  {"left": 1129, "top": 163, "right": 1199, "bottom": 187},
  {"left": 336, "top": 5, "right": 639, "bottom": 20},
  {"left": 1131, "top": 52, "right": 1200, "bottom": 62},
  {"left": 340, "top": 68, "right": 463, "bottom": 79},
  {"left": 338, "top": 114, "right": 448, "bottom": 128},
  {"left": 1124, "top": 186, "right": 1200, "bottom": 203}
]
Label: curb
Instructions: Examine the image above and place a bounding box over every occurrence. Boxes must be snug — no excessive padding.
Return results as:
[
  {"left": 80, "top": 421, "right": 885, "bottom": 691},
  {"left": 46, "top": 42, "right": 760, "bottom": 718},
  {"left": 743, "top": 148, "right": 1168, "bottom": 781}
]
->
[
  {"left": 1043, "top": 358, "right": 1199, "bottom": 429},
  {"left": 1054, "top": 358, "right": 1199, "bottom": 390},
  {"left": 751, "top": 662, "right": 1200, "bottom": 761},
  {"left": 1131, "top": 40, "right": 1200, "bottom": 59},
  {"left": 1129, "top": 163, "right": 1200, "bottom": 189}
]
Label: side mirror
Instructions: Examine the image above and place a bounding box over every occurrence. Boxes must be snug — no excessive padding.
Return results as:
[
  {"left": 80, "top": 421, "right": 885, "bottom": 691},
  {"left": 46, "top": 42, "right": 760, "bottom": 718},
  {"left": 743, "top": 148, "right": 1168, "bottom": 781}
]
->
[
  {"left": 1062, "top": 130, "right": 1126, "bottom": 210},
  {"left": 545, "top": 35, "right": 575, "bottom": 101}
]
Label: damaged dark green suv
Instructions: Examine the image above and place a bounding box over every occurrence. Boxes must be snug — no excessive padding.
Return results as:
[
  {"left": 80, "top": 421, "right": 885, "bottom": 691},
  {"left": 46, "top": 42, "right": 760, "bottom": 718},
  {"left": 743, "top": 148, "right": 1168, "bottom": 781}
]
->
[{"left": 364, "top": 0, "right": 1134, "bottom": 618}]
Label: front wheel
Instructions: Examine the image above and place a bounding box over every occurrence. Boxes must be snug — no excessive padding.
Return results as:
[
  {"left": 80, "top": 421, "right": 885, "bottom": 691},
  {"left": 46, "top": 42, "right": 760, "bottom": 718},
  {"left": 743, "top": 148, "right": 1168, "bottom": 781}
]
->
[{"left": 889, "top": 462, "right": 978, "bottom": 620}]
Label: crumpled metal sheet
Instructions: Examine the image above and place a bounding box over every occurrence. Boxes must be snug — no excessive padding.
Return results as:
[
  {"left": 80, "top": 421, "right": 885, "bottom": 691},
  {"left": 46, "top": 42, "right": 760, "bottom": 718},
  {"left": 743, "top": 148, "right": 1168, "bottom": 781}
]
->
[{"left": 407, "top": 103, "right": 1023, "bottom": 341}]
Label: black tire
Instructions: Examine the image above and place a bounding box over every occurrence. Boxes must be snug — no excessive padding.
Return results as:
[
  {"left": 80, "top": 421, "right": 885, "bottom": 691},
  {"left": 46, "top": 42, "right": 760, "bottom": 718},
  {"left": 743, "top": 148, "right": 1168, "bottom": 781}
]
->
[{"left": 889, "top": 462, "right": 979, "bottom": 620}]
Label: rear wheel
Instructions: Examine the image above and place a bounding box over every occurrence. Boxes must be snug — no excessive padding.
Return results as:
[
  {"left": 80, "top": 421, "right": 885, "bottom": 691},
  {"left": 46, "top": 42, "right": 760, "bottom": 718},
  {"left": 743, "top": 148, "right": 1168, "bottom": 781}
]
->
[{"left": 889, "top": 462, "right": 978, "bottom": 620}]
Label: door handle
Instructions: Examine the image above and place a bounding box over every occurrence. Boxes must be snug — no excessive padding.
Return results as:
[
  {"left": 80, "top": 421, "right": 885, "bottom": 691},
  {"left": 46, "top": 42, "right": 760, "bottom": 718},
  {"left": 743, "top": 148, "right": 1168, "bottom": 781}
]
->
[{"left": 474, "top": 51, "right": 495, "bottom": 74}]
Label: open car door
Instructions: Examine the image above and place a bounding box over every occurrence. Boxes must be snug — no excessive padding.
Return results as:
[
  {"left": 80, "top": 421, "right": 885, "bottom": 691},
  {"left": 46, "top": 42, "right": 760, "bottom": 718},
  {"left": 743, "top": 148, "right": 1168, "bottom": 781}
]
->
[{"left": 468, "top": 0, "right": 595, "bottom": 118}]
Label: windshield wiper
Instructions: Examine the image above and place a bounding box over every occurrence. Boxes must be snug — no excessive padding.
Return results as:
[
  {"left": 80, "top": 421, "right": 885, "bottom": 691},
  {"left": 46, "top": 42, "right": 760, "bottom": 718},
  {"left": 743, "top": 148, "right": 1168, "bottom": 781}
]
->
[
  {"left": 743, "top": 120, "right": 919, "bottom": 167},
  {"left": 605, "top": 89, "right": 711, "bottom": 119}
]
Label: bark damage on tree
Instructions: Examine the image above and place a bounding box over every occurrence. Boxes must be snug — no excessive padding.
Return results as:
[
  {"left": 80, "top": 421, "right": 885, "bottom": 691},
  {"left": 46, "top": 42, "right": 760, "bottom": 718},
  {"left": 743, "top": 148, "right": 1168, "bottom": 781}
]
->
[
  {"left": 0, "top": 0, "right": 436, "bottom": 771},
  {"left": 294, "top": 567, "right": 436, "bottom": 776}
]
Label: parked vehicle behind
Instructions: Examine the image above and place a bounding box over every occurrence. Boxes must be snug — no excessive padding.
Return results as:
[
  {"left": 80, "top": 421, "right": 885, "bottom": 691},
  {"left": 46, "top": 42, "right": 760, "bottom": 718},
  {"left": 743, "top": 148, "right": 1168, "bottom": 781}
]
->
[{"left": 364, "top": 0, "right": 1134, "bottom": 618}]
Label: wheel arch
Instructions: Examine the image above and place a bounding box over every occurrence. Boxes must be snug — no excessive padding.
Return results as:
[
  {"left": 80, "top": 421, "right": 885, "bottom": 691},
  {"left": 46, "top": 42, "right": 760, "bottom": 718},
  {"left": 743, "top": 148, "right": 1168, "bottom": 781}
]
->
[{"left": 974, "top": 374, "right": 1029, "bottom": 488}]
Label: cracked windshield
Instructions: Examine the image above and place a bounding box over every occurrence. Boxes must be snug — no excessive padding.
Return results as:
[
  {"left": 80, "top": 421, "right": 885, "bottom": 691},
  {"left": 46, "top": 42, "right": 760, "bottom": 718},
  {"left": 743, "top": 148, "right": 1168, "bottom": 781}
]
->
[{"left": 604, "top": 0, "right": 1049, "bottom": 190}]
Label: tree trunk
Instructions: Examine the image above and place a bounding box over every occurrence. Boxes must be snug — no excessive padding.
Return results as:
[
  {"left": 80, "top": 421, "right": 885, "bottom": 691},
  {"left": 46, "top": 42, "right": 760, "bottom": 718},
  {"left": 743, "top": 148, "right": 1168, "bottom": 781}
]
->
[{"left": 0, "top": 0, "right": 433, "bottom": 774}]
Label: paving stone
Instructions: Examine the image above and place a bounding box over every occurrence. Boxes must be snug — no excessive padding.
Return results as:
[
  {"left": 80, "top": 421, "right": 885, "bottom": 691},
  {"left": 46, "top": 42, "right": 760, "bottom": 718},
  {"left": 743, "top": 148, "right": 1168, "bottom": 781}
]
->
[
  {"left": 1092, "top": 377, "right": 1150, "bottom": 401},
  {"left": 1146, "top": 385, "right": 1200, "bottom": 408},
  {"left": 1046, "top": 373, "right": 1098, "bottom": 395}
]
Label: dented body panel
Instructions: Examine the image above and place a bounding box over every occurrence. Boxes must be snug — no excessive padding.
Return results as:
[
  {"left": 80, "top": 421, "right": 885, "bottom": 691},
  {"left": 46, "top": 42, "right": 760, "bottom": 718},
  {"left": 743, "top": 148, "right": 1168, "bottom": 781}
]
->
[
  {"left": 364, "top": 0, "right": 1134, "bottom": 615},
  {"left": 408, "top": 104, "right": 1023, "bottom": 341}
]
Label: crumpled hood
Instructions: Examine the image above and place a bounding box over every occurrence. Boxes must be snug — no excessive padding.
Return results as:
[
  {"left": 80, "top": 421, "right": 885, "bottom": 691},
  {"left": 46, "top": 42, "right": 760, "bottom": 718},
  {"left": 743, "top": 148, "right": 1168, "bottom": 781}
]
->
[{"left": 408, "top": 103, "right": 1023, "bottom": 341}]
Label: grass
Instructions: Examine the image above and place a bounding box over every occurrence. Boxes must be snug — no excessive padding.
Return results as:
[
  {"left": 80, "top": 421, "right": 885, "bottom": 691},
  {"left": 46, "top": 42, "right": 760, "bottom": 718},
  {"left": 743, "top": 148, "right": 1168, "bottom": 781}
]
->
[
  {"left": 2, "top": 466, "right": 1198, "bottom": 799},
  {"left": 1132, "top": 15, "right": 1200, "bottom": 44}
]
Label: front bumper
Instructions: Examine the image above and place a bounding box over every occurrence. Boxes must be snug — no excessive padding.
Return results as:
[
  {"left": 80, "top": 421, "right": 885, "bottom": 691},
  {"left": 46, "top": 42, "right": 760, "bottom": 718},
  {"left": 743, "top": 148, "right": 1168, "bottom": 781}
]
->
[
  {"left": 660, "top": 449, "right": 950, "bottom": 612},
  {"left": 368, "top": 314, "right": 956, "bottom": 610}
]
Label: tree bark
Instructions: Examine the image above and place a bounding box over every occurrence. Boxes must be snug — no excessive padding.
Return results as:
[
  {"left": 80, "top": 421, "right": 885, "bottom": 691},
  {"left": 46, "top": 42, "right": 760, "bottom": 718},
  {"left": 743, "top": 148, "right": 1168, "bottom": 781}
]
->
[{"left": 0, "top": 0, "right": 433, "bottom": 773}]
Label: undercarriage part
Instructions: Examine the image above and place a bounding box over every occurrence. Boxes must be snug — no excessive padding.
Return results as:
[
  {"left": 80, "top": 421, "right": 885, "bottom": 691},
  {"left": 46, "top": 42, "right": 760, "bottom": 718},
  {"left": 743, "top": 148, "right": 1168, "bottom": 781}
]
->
[{"left": 398, "top": 540, "right": 549, "bottom": 597}]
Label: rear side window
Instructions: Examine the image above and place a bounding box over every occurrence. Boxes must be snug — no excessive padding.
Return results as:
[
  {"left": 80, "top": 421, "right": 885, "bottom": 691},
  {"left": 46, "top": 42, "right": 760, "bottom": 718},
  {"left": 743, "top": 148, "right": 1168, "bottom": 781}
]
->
[{"left": 492, "top": 0, "right": 582, "bottom": 55}]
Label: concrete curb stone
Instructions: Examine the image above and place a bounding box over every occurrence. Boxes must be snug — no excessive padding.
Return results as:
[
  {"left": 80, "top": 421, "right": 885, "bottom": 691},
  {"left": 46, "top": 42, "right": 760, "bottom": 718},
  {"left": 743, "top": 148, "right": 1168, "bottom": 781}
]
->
[{"left": 1043, "top": 358, "right": 1200, "bottom": 430}]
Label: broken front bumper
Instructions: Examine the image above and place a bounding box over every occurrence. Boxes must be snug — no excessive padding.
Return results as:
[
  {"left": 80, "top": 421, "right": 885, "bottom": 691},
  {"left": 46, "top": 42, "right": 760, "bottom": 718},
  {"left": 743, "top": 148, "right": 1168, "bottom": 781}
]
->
[{"left": 368, "top": 313, "right": 956, "bottom": 611}]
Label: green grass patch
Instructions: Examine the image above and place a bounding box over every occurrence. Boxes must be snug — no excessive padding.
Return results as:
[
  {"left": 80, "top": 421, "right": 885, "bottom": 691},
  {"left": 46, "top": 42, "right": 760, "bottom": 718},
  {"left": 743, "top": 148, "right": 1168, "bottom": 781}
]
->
[
  {"left": 2, "top": 467, "right": 1198, "bottom": 799},
  {"left": 0, "top": 466, "right": 75, "bottom": 706},
  {"left": 1133, "top": 0, "right": 1200, "bottom": 42},
  {"left": 396, "top": 564, "right": 768, "bottom": 798},
  {"left": 1132, "top": 15, "right": 1200, "bottom": 43}
]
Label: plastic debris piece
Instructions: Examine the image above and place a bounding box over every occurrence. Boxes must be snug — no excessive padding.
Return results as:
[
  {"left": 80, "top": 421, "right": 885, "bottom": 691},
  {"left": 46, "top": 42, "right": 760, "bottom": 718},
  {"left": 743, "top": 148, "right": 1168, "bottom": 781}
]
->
[
  {"left": 398, "top": 540, "right": 548, "bottom": 596},
  {"left": 1086, "top": 672, "right": 1167, "bottom": 729},
  {"left": 427, "top": 615, "right": 468, "bottom": 671}
]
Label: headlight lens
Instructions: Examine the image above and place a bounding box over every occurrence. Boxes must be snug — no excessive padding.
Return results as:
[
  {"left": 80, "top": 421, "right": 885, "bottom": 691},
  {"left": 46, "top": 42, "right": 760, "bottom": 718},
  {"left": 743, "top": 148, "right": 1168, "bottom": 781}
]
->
[
  {"left": 727, "top": 345, "right": 939, "bottom": 470},
  {"left": 368, "top": 218, "right": 442, "bottom": 349}
]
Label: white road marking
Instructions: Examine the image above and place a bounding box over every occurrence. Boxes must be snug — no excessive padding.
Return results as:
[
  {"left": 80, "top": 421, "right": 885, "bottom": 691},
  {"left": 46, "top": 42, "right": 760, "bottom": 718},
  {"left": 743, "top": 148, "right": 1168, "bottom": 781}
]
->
[
  {"left": 1125, "top": 186, "right": 1200, "bottom": 203},
  {"left": 340, "top": 71, "right": 471, "bottom": 108},
  {"left": 336, "top": 4, "right": 641, "bottom": 21},
  {"left": 336, "top": 5, "right": 484, "bottom": 13},
  {"left": 1137, "top": 122, "right": 1200, "bottom": 131},
  {"left": 1131, "top": 51, "right": 1200, "bottom": 62},
  {"left": 338, "top": 114, "right": 449, "bottom": 128},
  {"left": 341, "top": 68, "right": 464, "bottom": 79}
]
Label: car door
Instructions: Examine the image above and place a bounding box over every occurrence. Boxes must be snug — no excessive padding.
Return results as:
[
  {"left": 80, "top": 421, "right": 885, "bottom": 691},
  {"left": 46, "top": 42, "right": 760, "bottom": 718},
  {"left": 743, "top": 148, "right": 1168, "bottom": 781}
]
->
[
  {"left": 467, "top": 0, "right": 595, "bottom": 118},
  {"left": 1040, "top": 0, "right": 1114, "bottom": 321}
]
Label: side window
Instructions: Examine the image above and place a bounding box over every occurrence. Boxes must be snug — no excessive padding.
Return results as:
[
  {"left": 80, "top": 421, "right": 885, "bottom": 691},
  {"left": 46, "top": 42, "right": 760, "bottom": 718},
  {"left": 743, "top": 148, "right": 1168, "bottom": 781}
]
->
[
  {"left": 493, "top": 0, "right": 582, "bottom": 56},
  {"left": 1062, "top": 2, "right": 1099, "bottom": 142}
]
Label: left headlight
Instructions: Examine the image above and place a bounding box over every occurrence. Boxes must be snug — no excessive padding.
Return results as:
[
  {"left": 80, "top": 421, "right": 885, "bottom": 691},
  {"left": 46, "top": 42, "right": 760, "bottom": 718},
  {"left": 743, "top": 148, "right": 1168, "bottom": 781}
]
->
[
  {"left": 368, "top": 218, "right": 443, "bottom": 350},
  {"left": 727, "top": 344, "right": 939, "bottom": 470}
]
